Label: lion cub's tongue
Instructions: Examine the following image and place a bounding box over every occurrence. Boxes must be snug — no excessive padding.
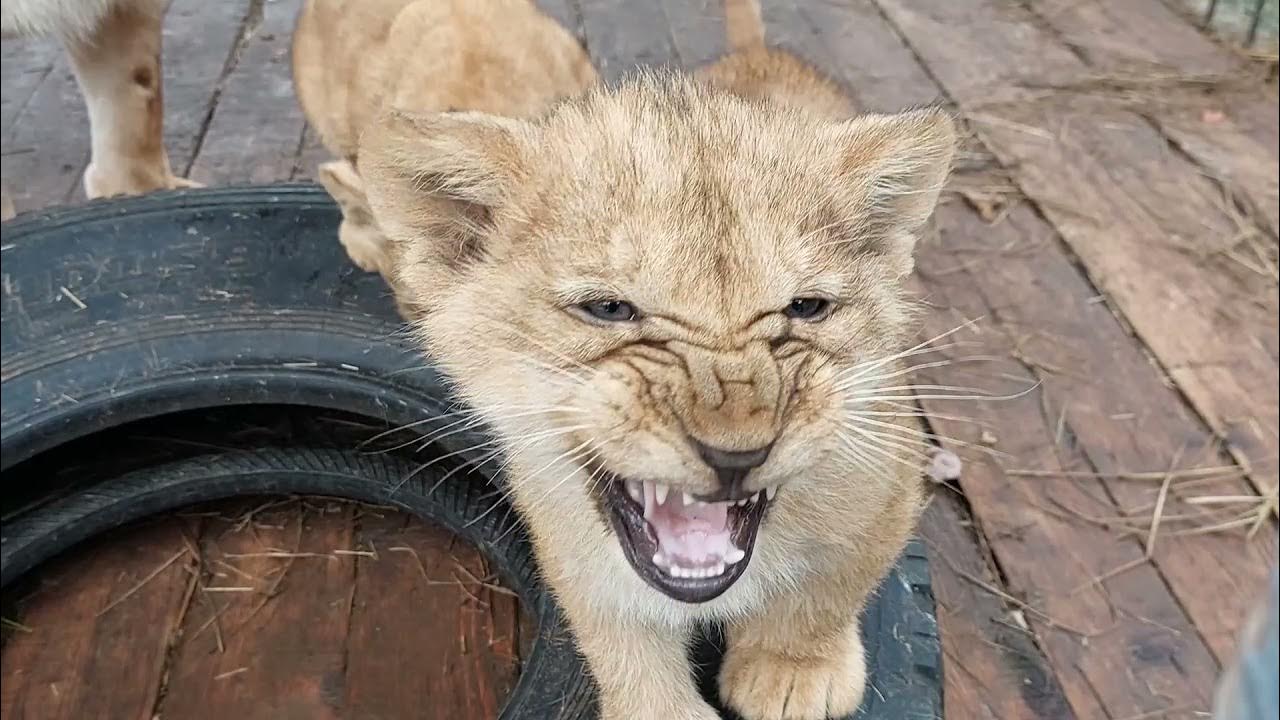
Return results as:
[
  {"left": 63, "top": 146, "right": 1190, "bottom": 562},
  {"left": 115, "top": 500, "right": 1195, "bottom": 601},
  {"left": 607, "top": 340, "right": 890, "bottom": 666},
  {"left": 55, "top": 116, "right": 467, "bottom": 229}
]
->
[{"left": 643, "top": 483, "right": 744, "bottom": 572}]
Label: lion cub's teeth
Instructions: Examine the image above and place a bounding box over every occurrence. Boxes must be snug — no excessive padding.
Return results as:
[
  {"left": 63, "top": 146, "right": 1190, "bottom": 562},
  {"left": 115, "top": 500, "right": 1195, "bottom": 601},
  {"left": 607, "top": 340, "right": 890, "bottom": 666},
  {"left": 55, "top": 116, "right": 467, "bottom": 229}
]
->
[
  {"left": 627, "top": 481, "right": 643, "bottom": 503},
  {"left": 766, "top": 486, "right": 778, "bottom": 501},
  {"left": 653, "top": 483, "right": 669, "bottom": 505},
  {"left": 682, "top": 491, "right": 695, "bottom": 506},
  {"left": 725, "top": 547, "right": 746, "bottom": 564}
]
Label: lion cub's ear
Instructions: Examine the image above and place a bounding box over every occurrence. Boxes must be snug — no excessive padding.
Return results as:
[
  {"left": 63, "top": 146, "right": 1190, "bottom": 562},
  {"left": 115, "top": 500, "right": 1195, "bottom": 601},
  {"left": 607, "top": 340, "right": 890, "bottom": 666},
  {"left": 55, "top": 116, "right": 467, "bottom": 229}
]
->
[
  {"left": 358, "top": 110, "right": 531, "bottom": 271},
  {"left": 826, "top": 107, "right": 956, "bottom": 276}
]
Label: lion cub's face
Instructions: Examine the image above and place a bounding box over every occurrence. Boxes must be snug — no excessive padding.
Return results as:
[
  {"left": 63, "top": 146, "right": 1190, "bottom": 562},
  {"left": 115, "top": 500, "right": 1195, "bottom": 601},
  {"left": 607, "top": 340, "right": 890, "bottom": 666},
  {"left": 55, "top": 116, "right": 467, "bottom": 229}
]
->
[{"left": 362, "top": 76, "right": 954, "bottom": 603}]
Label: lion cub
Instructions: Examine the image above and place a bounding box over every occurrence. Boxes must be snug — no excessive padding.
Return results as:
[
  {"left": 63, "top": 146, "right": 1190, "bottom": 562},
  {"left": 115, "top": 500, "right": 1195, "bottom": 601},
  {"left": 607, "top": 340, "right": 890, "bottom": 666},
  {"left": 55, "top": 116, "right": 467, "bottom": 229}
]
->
[
  {"left": 291, "top": 0, "right": 597, "bottom": 279},
  {"left": 359, "top": 10, "right": 953, "bottom": 720}
]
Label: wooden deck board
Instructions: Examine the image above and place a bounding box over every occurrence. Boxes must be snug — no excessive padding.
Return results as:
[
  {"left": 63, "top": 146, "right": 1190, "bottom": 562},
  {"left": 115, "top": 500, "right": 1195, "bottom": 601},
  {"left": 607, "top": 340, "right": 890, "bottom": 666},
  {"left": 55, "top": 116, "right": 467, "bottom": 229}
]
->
[
  {"left": 0, "top": 519, "right": 197, "bottom": 719},
  {"left": 576, "top": 0, "right": 680, "bottom": 83},
  {"left": 156, "top": 502, "right": 357, "bottom": 720},
  {"left": 187, "top": 0, "right": 308, "bottom": 186},
  {"left": 1, "top": 500, "right": 523, "bottom": 720},
  {"left": 342, "top": 509, "right": 522, "bottom": 719},
  {"left": 161, "top": 0, "right": 257, "bottom": 176},
  {"left": 910, "top": 258, "right": 1223, "bottom": 719},
  {"left": 0, "top": 45, "right": 88, "bottom": 212},
  {"left": 1030, "top": 0, "right": 1279, "bottom": 235},
  {"left": 661, "top": 0, "right": 729, "bottom": 69},
  {"left": 290, "top": 125, "right": 330, "bottom": 182},
  {"left": 874, "top": 0, "right": 1279, "bottom": 505},
  {"left": 920, "top": 494, "right": 1073, "bottom": 720},
  {"left": 0, "top": 38, "right": 60, "bottom": 145}
]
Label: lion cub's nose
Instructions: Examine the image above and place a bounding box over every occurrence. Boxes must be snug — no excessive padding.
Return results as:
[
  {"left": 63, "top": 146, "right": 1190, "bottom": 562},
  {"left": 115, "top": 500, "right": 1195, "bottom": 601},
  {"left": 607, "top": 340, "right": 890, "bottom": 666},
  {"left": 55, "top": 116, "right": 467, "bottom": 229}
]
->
[{"left": 690, "top": 439, "right": 774, "bottom": 499}]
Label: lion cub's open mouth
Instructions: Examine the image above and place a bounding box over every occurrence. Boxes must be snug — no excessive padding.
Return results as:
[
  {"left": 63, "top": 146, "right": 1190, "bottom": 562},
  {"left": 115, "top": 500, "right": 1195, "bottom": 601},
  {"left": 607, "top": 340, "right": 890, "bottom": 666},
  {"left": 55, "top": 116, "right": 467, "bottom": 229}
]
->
[{"left": 602, "top": 475, "right": 774, "bottom": 603}]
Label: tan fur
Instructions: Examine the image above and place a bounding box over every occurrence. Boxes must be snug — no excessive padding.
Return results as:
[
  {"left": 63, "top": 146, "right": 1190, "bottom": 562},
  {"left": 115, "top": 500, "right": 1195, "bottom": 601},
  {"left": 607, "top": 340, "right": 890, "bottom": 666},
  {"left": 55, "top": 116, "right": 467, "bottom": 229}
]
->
[
  {"left": 2, "top": 0, "right": 199, "bottom": 211},
  {"left": 699, "top": 0, "right": 853, "bottom": 120},
  {"left": 696, "top": 46, "right": 855, "bottom": 120},
  {"left": 358, "top": 2, "right": 953, "bottom": 716},
  {"left": 291, "top": 0, "right": 597, "bottom": 277}
]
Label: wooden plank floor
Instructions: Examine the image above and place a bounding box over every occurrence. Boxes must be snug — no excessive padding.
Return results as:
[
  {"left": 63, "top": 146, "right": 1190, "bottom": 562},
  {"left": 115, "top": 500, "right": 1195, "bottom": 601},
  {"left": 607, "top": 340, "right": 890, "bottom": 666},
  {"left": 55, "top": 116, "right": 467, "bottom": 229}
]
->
[{"left": 2, "top": 1, "right": 1276, "bottom": 718}]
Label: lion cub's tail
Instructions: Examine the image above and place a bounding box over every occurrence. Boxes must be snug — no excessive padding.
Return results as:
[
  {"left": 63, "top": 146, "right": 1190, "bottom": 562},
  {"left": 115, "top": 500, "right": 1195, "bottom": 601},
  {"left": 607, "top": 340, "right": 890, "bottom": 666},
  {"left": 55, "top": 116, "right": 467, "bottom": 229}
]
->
[{"left": 724, "top": 0, "right": 765, "bottom": 52}]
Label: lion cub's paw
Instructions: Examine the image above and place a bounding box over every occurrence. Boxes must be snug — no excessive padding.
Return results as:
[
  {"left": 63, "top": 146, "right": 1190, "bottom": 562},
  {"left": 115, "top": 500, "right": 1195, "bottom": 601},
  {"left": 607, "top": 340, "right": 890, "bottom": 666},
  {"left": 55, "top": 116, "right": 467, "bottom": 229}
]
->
[
  {"left": 166, "top": 176, "right": 204, "bottom": 190},
  {"left": 339, "top": 231, "right": 386, "bottom": 273},
  {"left": 83, "top": 164, "right": 201, "bottom": 199},
  {"left": 718, "top": 636, "right": 866, "bottom": 720}
]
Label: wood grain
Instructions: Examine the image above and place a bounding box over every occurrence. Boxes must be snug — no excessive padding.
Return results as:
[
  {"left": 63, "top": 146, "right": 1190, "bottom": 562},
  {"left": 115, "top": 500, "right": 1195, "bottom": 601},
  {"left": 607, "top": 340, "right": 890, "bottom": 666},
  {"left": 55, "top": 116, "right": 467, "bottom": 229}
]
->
[
  {"left": 1030, "top": 0, "right": 1279, "bottom": 239},
  {"left": 0, "top": 46, "right": 88, "bottom": 213},
  {"left": 187, "top": 0, "right": 308, "bottom": 186},
  {"left": 156, "top": 501, "right": 357, "bottom": 720},
  {"left": 341, "top": 509, "right": 522, "bottom": 719},
  {"left": 920, "top": 494, "right": 1074, "bottom": 720},
  {"left": 875, "top": 0, "right": 1279, "bottom": 505},
  {"left": 661, "top": 0, "right": 729, "bottom": 70},
  {"left": 0, "top": 519, "right": 197, "bottom": 720},
  {"left": 575, "top": 0, "right": 680, "bottom": 83}
]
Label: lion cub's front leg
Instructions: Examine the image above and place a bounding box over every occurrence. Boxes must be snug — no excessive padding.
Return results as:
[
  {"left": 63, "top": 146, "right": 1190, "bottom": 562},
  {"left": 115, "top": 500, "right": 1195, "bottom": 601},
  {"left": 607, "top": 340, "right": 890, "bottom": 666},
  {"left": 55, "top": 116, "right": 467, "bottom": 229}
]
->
[
  {"left": 65, "top": 0, "right": 200, "bottom": 199},
  {"left": 719, "top": 590, "right": 868, "bottom": 720},
  {"left": 560, "top": 597, "right": 720, "bottom": 720}
]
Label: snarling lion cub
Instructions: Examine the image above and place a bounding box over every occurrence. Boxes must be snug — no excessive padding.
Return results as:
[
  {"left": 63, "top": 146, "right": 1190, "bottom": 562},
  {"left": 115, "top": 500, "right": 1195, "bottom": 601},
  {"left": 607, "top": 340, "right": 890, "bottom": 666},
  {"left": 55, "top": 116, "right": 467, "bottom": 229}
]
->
[
  {"left": 291, "top": 0, "right": 597, "bottom": 279},
  {"left": 358, "top": 5, "right": 954, "bottom": 720}
]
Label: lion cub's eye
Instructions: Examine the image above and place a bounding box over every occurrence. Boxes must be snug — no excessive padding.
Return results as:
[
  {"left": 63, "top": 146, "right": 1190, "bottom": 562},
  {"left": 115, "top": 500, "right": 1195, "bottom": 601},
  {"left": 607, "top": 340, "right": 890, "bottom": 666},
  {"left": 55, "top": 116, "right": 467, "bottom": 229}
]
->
[
  {"left": 785, "top": 297, "right": 832, "bottom": 321},
  {"left": 579, "top": 299, "right": 638, "bottom": 322}
]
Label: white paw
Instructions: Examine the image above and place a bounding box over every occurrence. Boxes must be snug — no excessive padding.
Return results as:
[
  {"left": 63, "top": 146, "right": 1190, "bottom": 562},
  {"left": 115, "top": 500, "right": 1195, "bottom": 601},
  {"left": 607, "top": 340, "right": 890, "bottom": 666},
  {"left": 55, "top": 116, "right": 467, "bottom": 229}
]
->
[
  {"left": 719, "top": 639, "right": 866, "bottom": 720},
  {"left": 83, "top": 163, "right": 201, "bottom": 199},
  {"left": 166, "top": 175, "right": 203, "bottom": 190},
  {"left": 339, "top": 232, "right": 386, "bottom": 273}
]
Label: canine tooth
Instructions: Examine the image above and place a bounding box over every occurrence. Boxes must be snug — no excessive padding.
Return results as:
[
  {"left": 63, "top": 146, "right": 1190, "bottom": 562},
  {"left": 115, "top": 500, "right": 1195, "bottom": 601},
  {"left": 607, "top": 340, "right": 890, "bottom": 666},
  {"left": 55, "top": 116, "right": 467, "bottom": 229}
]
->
[
  {"left": 627, "top": 482, "right": 643, "bottom": 503},
  {"left": 682, "top": 491, "right": 695, "bottom": 506},
  {"left": 726, "top": 547, "right": 746, "bottom": 564},
  {"left": 766, "top": 485, "right": 778, "bottom": 500},
  {"left": 652, "top": 552, "right": 666, "bottom": 567},
  {"left": 654, "top": 484, "right": 669, "bottom": 505}
]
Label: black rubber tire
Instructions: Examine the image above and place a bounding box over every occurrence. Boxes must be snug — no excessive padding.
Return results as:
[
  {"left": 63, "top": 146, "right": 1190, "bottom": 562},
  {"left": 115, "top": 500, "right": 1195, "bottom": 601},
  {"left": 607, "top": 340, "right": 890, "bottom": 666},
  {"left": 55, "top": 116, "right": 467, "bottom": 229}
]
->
[
  {"left": 0, "top": 446, "right": 595, "bottom": 719},
  {"left": 1, "top": 185, "right": 486, "bottom": 474},
  {"left": 0, "top": 185, "right": 942, "bottom": 719}
]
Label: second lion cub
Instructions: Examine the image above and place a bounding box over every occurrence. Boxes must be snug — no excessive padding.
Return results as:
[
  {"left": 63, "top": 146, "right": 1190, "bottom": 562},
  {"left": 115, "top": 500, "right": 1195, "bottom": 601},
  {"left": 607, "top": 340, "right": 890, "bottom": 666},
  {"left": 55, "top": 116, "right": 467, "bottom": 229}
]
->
[{"left": 291, "top": 0, "right": 597, "bottom": 279}]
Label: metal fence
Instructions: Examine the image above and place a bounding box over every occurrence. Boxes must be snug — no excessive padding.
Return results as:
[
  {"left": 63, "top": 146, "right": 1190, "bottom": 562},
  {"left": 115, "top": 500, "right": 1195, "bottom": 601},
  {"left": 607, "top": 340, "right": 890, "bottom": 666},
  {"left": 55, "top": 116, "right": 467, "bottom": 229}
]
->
[{"left": 1181, "top": 0, "right": 1279, "bottom": 49}]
